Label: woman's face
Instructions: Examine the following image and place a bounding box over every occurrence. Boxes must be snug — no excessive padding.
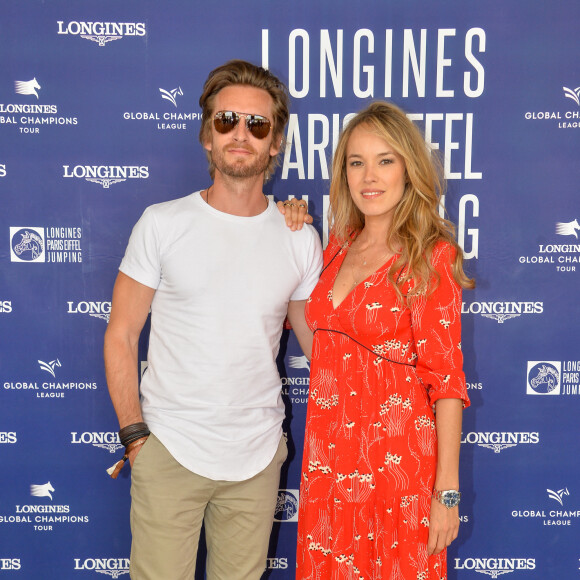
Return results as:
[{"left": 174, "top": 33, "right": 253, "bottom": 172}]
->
[{"left": 345, "top": 125, "right": 407, "bottom": 224}]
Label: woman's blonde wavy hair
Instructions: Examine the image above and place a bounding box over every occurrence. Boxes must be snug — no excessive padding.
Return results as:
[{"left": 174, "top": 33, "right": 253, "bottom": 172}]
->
[{"left": 329, "top": 101, "right": 474, "bottom": 301}]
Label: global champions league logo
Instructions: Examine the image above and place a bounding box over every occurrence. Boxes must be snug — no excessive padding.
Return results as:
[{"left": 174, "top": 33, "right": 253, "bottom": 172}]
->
[
  {"left": 511, "top": 486, "right": 579, "bottom": 528},
  {"left": 524, "top": 83, "right": 580, "bottom": 129},
  {"left": 122, "top": 85, "right": 199, "bottom": 131},
  {"left": 563, "top": 86, "right": 580, "bottom": 106},
  {"left": 39, "top": 359, "right": 61, "bottom": 377},
  {"left": 159, "top": 87, "right": 183, "bottom": 108}
]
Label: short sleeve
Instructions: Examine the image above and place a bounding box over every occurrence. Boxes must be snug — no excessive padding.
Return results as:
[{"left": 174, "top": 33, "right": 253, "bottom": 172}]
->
[
  {"left": 119, "top": 206, "right": 163, "bottom": 290},
  {"left": 410, "top": 243, "right": 470, "bottom": 409},
  {"left": 289, "top": 225, "right": 323, "bottom": 301}
]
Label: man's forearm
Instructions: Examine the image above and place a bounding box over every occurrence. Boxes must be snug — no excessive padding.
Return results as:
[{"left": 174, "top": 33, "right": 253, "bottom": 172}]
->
[{"left": 104, "top": 328, "right": 143, "bottom": 428}]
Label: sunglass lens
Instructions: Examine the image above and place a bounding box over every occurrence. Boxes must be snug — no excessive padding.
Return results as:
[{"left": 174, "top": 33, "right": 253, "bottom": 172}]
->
[
  {"left": 247, "top": 116, "right": 271, "bottom": 139},
  {"left": 214, "top": 112, "right": 239, "bottom": 134}
]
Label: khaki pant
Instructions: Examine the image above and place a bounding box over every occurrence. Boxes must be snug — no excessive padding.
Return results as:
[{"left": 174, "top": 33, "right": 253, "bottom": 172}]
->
[{"left": 129, "top": 433, "right": 287, "bottom": 580}]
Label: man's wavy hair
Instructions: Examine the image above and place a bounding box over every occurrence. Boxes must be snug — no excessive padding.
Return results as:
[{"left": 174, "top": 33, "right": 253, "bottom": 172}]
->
[
  {"left": 329, "top": 101, "right": 474, "bottom": 301},
  {"left": 199, "top": 60, "right": 289, "bottom": 182}
]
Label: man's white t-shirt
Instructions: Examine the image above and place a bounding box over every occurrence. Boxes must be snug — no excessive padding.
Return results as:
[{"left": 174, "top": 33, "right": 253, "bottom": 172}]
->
[{"left": 120, "top": 191, "right": 322, "bottom": 481}]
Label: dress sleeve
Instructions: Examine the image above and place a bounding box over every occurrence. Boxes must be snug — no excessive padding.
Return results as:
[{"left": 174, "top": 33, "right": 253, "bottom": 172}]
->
[{"left": 409, "top": 242, "right": 470, "bottom": 409}]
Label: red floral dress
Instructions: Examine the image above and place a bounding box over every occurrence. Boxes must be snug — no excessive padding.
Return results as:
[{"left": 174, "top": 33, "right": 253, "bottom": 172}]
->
[{"left": 296, "top": 236, "right": 469, "bottom": 580}]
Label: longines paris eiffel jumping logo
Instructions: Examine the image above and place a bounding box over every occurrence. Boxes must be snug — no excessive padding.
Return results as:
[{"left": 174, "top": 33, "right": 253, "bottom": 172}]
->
[
  {"left": 9, "top": 226, "right": 83, "bottom": 263},
  {"left": 527, "top": 360, "right": 579, "bottom": 396},
  {"left": 10, "top": 227, "right": 45, "bottom": 262},
  {"left": 526, "top": 361, "right": 560, "bottom": 395},
  {"left": 274, "top": 489, "right": 299, "bottom": 522}
]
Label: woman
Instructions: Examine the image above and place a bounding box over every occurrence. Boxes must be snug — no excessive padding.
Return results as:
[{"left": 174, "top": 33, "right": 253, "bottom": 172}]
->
[{"left": 296, "top": 101, "right": 474, "bottom": 579}]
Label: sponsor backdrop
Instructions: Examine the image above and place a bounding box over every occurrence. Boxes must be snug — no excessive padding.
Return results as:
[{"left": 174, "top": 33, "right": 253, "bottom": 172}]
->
[{"left": 1, "top": 1, "right": 579, "bottom": 578}]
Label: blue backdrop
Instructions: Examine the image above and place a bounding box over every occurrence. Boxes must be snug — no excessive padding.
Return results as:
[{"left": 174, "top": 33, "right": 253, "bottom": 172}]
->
[{"left": 1, "top": 1, "right": 579, "bottom": 578}]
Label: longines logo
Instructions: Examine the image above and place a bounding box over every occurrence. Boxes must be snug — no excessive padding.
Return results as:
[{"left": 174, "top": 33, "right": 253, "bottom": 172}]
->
[
  {"left": 10, "top": 226, "right": 82, "bottom": 264},
  {"left": 0, "top": 300, "right": 13, "bottom": 313},
  {"left": 0, "top": 482, "right": 89, "bottom": 531},
  {"left": 0, "top": 432, "right": 17, "bottom": 444},
  {"left": 454, "top": 557, "right": 536, "bottom": 577},
  {"left": 122, "top": 86, "right": 200, "bottom": 131},
  {"left": 461, "top": 301, "right": 543, "bottom": 323},
  {"left": 467, "top": 381, "right": 483, "bottom": 391},
  {"left": 71, "top": 432, "right": 123, "bottom": 453},
  {"left": 0, "top": 559, "right": 21, "bottom": 570},
  {"left": 57, "top": 20, "right": 146, "bottom": 47},
  {"left": 511, "top": 486, "right": 579, "bottom": 527},
  {"left": 518, "top": 218, "right": 580, "bottom": 273},
  {"left": 461, "top": 431, "right": 539, "bottom": 453},
  {"left": 0, "top": 78, "right": 78, "bottom": 134},
  {"left": 63, "top": 165, "right": 149, "bottom": 188},
  {"left": 266, "top": 558, "right": 288, "bottom": 570},
  {"left": 0, "top": 164, "right": 6, "bottom": 177},
  {"left": 73, "top": 558, "right": 130, "bottom": 577},
  {"left": 274, "top": 489, "right": 299, "bottom": 522},
  {"left": 527, "top": 360, "right": 579, "bottom": 396},
  {"left": 523, "top": 84, "right": 580, "bottom": 129},
  {"left": 67, "top": 301, "right": 111, "bottom": 322}
]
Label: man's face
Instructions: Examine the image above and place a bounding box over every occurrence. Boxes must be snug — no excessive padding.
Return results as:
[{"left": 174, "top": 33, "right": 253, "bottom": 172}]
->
[{"left": 204, "top": 85, "right": 281, "bottom": 180}]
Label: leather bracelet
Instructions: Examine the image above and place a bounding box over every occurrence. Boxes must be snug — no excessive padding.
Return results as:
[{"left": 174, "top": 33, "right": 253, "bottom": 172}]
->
[
  {"left": 119, "top": 422, "right": 150, "bottom": 447},
  {"left": 106, "top": 435, "right": 149, "bottom": 479}
]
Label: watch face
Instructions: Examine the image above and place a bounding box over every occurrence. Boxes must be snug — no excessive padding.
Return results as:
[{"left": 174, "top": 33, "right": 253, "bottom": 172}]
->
[{"left": 441, "top": 491, "right": 461, "bottom": 508}]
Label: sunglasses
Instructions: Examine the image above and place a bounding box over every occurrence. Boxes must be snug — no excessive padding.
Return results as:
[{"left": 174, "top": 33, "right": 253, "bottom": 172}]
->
[{"left": 213, "top": 110, "right": 272, "bottom": 140}]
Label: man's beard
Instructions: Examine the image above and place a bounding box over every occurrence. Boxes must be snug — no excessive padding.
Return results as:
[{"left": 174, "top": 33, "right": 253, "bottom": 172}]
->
[{"left": 211, "top": 144, "right": 271, "bottom": 179}]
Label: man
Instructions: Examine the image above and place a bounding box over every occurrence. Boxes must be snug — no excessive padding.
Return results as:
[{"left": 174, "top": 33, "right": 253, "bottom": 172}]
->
[{"left": 104, "top": 60, "right": 322, "bottom": 579}]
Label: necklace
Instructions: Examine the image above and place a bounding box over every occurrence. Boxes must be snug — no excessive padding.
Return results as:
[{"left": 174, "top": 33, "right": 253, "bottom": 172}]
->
[{"left": 348, "top": 240, "right": 393, "bottom": 288}]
